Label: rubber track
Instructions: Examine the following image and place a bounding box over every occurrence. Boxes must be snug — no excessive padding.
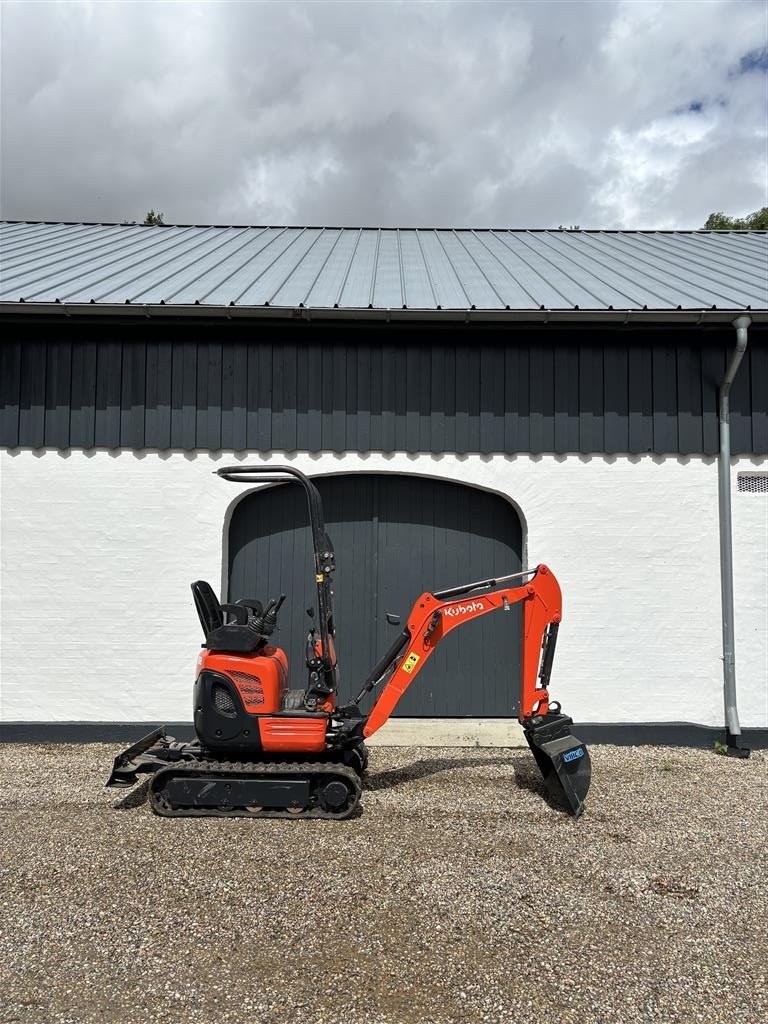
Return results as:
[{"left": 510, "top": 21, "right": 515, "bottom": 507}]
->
[{"left": 148, "top": 759, "right": 362, "bottom": 820}]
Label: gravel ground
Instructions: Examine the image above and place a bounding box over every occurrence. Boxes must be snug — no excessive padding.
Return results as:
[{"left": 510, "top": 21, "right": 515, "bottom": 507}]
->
[{"left": 0, "top": 743, "right": 766, "bottom": 1024}]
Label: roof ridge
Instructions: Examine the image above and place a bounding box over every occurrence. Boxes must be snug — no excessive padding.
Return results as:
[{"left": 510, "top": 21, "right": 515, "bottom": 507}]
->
[{"left": 1, "top": 220, "right": 766, "bottom": 234}]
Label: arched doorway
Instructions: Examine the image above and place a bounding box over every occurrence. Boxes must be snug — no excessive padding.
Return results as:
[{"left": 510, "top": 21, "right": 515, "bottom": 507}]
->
[{"left": 228, "top": 473, "right": 523, "bottom": 716}]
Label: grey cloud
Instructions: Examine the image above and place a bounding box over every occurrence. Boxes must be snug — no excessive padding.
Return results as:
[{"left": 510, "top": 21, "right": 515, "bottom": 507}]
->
[{"left": 1, "top": 0, "right": 765, "bottom": 228}]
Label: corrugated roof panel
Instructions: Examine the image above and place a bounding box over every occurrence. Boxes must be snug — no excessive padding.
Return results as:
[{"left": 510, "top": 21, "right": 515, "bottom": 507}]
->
[
  {"left": 398, "top": 230, "right": 436, "bottom": 308},
  {"left": 157, "top": 227, "right": 267, "bottom": 303},
  {"left": 372, "top": 230, "right": 404, "bottom": 308},
  {"left": 537, "top": 232, "right": 665, "bottom": 307},
  {"left": 174, "top": 226, "right": 274, "bottom": 303},
  {"left": 413, "top": 230, "right": 469, "bottom": 308},
  {"left": 61, "top": 226, "right": 221, "bottom": 303},
  {"left": 1, "top": 222, "right": 765, "bottom": 314},
  {"left": 539, "top": 232, "right": 661, "bottom": 306},
  {"left": 630, "top": 231, "right": 754, "bottom": 287},
  {"left": 194, "top": 227, "right": 296, "bottom": 305},
  {"left": 93, "top": 227, "right": 249, "bottom": 303},
  {"left": 303, "top": 228, "right": 361, "bottom": 307},
  {"left": 583, "top": 232, "right": 741, "bottom": 307},
  {"left": 481, "top": 232, "right": 566, "bottom": 308},
  {"left": 1, "top": 223, "right": 163, "bottom": 295},
  {"left": 1, "top": 222, "right": 118, "bottom": 262},
  {"left": 8, "top": 225, "right": 199, "bottom": 301},
  {"left": 269, "top": 228, "right": 341, "bottom": 306},
  {"left": 492, "top": 231, "right": 596, "bottom": 308},
  {"left": 622, "top": 231, "right": 762, "bottom": 305},
  {"left": 119, "top": 226, "right": 251, "bottom": 303},
  {"left": 459, "top": 231, "right": 540, "bottom": 308},
  {"left": 236, "top": 228, "right": 324, "bottom": 305},
  {"left": 711, "top": 231, "right": 766, "bottom": 254},
  {"left": 338, "top": 229, "right": 379, "bottom": 307},
  {"left": 565, "top": 232, "right": 696, "bottom": 306},
  {"left": 212, "top": 226, "right": 308, "bottom": 305},
  {"left": 436, "top": 231, "right": 506, "bottom": 308},
  {"left": 0, "top": 221, "right": 91, "bottom": 252}
]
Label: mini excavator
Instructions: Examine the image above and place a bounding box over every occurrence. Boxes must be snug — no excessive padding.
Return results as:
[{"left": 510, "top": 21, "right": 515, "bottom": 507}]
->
[{"left": 107, "top": 466, "right": 591, "bottom": 818}]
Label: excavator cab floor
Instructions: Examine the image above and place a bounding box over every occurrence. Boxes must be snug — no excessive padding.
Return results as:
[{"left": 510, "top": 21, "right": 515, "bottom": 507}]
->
[{"left": 523, "top": 712, "right": 591, "bottom": 818}]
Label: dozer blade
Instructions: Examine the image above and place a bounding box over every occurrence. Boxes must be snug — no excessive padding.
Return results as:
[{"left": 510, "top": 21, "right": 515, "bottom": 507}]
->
[
  {"left": 106, "top": 727, "right": 168, "bottom": 788},
  {"left": 523, "top": 713, "right": 591, "bottom": 818}
]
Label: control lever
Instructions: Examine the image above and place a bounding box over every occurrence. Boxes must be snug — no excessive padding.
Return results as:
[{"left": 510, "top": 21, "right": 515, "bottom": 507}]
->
[
  {"left": 249, "top": 594, "right": 286, "bottom": 637},
  {"left": 262, "top": 594, "right": 286, "bottom": 635}
]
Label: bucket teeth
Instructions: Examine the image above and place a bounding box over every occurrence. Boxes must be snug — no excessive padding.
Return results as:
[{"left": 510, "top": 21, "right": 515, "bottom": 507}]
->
[{"left": 524, "top": 712, "right": 591, "bottom": 817}]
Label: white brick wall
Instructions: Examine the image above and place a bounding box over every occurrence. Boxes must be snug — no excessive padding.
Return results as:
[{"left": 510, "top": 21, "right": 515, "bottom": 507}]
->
[{"left": 1, "top": 449, "right": 766, "bottom": 727}]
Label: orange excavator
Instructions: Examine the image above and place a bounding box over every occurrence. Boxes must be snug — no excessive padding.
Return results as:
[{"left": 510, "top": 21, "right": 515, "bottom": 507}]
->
[{"left": 107, "top": 466, "right": 591, "bottom": 818}]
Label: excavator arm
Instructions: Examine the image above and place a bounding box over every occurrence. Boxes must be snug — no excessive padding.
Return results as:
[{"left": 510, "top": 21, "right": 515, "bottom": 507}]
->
[
  {"left": 363, "top": 564, "right": 561, "bottom": 735},
  {"left": 349, "top": 564, "right": 591, "bottom": 816}
]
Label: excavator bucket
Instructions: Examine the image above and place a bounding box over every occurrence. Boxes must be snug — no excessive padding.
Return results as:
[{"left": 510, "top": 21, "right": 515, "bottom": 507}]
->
[{"left": 523, "top": 713, "right": 591, "bottom": 817}]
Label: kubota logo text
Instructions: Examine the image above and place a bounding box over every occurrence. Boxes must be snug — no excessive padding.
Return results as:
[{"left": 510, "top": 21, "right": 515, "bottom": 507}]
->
[{"left": 443, "top": 601, "right": 485, "bottom": 618}]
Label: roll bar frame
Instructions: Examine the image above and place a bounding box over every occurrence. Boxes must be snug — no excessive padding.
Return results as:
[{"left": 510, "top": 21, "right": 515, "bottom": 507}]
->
[{"left": 216, "top": 465, "right": 338, "bottom": 701}]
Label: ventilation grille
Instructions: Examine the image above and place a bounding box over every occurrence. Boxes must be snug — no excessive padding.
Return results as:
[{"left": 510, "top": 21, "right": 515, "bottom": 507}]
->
[
  {"left": 229, "top": 671, "right": 261, "bottom": 687},
  {"left": 212, "top": 683, "right": 237, "bottom": 717},
  {"left": 737, "top": 473, "right": 768, "bottom": 494}
]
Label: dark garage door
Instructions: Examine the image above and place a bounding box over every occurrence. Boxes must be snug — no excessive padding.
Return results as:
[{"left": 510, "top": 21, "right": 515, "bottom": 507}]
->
[{"left": 228, "top": 474, "right": 523, "bottom": 716}]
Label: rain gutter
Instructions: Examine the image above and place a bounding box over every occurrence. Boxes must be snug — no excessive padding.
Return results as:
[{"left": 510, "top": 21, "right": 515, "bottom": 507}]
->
[{"left": 0, "top": 302, "right": 765, "bottom": 325}]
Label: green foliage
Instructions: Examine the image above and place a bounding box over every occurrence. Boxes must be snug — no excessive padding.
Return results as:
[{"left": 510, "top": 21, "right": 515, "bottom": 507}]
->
[
  {"left": 704, "top": 207, "right": 768, "bottom": 230},
  {"left": 713, "top": 739, "right": 728, "bottom": 756},
  {"left": 143, "top": 209, "right": 165, "bottom": 226}
]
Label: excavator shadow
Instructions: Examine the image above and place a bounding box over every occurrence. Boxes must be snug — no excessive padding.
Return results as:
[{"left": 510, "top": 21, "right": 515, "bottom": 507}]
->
[
  {"left": 113, "top": 779, "right": 151, "bottom": 810},
  {"left": 365, "top": 752, "right": 561, "bottom": 810},
  {"left": 364, "top": 754, "right": 509, "bottom": 791},
  {"left": 367, "top": 755, "right": 576, "bottom": 815},
  {"left": 510, "top": 759, "right": 566, "bottom": 812}
]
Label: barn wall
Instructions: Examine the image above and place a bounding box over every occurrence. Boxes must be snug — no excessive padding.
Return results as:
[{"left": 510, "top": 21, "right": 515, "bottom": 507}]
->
[
  {"left": 1, "top": 449, "right": 765, "bottom": 728},
  {"left": 2, "top": 321, "right": 767, "bottom": 455}
]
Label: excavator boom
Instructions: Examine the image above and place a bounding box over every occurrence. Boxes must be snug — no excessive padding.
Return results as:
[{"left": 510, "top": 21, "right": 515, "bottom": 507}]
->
[
  {"left": 349, "top": 564, "right": 591, "bottom": 816},
  {"left": 363, "top": 565, "right": 560, "bottom": 734}
]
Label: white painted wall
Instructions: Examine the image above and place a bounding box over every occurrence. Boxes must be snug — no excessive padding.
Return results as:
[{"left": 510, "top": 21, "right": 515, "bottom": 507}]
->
[{"left": 1, "top": 449, "right": 765, "bottom": 727}]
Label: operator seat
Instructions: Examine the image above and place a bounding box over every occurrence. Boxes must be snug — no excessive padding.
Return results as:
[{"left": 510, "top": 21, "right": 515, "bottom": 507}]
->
[{"left": 190, "top": 580, "right": 266, "bottom": 653}]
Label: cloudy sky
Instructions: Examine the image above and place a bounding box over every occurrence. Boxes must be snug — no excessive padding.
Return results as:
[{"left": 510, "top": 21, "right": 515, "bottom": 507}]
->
[{"left": 1, "top": 0, "right": 766, "bottom": 229}]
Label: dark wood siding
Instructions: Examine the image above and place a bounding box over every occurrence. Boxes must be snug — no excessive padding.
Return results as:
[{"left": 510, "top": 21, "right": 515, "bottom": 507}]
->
[
  {"left": 1, "top": 319, "right": 766, "bottom": 455},
  {"left": 228, "top": 473, "right": 523, "bottom": 716}
]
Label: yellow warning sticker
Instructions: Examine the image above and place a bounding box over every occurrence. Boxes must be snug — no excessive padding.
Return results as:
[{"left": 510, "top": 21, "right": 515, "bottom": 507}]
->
[{"left": 402, "top": 653, "right": 421, "bottom": 674}]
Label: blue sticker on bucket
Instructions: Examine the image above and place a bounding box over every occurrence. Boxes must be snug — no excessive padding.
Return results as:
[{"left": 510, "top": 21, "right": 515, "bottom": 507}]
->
[{"left": 562, "top": 747, "right": 584, "bottom": 763}]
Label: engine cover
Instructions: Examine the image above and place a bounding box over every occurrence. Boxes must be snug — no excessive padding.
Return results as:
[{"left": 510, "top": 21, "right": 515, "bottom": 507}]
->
[
  {"left": 193, "top": 648, "right": 329, "bottom": 757},
  {"left": 193, "top": 646, "right": 287, "bottom": 756},
  {"left": 198, "top": 647, "right": 288, "bottom": 714}
]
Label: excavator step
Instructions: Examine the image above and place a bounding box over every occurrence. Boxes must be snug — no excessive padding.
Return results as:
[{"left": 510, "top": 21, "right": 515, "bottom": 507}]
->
[{"left": 148, "top": 760, "right": 362, "bottom": 820}]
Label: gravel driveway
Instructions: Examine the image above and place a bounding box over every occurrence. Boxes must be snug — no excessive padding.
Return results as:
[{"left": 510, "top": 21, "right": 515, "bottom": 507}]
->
[{"left": 0, "top": 743, "right": 765, "bottom": 1024}]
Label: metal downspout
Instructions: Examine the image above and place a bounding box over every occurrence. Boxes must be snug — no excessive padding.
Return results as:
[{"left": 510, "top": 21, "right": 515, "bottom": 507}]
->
[{"left": 718, "top": 314, "right": 751, "bottom": 757}]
